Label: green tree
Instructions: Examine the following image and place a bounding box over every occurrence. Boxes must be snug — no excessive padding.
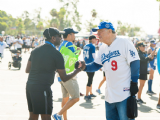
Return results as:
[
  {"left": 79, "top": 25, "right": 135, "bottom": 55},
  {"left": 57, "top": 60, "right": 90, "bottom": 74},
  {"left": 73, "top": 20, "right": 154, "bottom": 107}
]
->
[
  {"left": 86, "top": 9, "right": 98, "bottom": 32},
  {"left": 16, "top": 18, "right": 25, "bottom": 34},
  {"left": 37, "top": 21, "right": 44, "bottom": 30},
  {"left": 52, "top": 0, "right": 82, "bottom": 31},
  {"left": 117, "top": 21, "right": 141, "bottom": 37},
  {"left": 0, "top": 22, "right": 8, "bottom": 33}
]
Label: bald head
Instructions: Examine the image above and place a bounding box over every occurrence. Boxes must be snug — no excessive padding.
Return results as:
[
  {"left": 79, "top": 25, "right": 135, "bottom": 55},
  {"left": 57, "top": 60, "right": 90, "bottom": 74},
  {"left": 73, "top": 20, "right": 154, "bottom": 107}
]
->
[{"left": 0, "top": 36, "right": 3, "bottom": 42}]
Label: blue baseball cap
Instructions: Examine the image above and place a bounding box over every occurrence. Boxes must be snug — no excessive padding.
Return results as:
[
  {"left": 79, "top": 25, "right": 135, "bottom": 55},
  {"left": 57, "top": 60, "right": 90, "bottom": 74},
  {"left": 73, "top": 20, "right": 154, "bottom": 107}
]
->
[
  {"left": 63, "top": 28, "right": 78, "bottom": 35},
  {"left": 92, "top": 21, "right": 115, "bottom": 32}
]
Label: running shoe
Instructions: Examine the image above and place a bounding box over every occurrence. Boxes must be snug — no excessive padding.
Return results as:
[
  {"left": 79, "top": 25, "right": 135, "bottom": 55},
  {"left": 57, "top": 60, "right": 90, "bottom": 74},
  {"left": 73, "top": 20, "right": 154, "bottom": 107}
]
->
[
  {"left": 90, "top": 94, "right": 96, "bottom": 97},
  {"left": 156, "top": 104, "right": 160, "bottom": 109},
  {"left": 150, "top": 91, "right": 156, "bottom": 95},
  {"left": 84, "top": 96, "right": 92, "bottom": 100},
  {"left": 52, "top": 113, "right": 62, "bottom": 120},
  {"left": 137, "top": 99, "right": 146, "bottom": 104},
  {"left": 96, "top": 89, "right": 102, "bottom": 94},
  {"left": 146, "top": 90, "right": 156, "bottom": 95}
]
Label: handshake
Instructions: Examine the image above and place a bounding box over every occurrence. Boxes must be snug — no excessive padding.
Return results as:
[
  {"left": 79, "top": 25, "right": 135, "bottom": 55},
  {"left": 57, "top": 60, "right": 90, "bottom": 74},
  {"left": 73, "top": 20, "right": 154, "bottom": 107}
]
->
[{"left": 74, "top": 61, "right": 86, "bottom": 71}]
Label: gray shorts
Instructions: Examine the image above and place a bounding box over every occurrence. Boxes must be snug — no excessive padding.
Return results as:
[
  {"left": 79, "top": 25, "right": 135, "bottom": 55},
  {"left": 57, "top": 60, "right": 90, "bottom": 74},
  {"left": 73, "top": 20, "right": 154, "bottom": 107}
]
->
[{"left": 60, "top": 78, "right": 80, "bottom": 99}]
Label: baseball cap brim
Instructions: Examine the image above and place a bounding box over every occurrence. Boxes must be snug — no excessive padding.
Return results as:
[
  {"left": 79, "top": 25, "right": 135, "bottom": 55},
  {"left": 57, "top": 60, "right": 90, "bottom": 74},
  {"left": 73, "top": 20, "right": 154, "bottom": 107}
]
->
[{"left": 92, "top": 27, "right": 99, "bottom": 32}]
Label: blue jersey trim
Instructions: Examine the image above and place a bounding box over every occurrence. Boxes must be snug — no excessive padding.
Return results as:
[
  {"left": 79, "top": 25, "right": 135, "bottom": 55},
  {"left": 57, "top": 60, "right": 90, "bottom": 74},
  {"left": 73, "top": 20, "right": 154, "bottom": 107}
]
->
[
  {"left": 130, "top": 60, "right": 140, "bottom": 83},
  {"left": 84, "top": 62, "right": 102, "bottom": 72}
]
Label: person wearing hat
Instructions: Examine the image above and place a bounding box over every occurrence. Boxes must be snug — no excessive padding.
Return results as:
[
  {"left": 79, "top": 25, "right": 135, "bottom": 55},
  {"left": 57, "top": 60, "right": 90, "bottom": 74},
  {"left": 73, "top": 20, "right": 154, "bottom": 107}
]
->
[
  {"left": 25, "top": 27, "right": 85, "bottom": 120},
  {"left": 147, "top": 39, "right": 157, "bottom": 95},
  {"left": 53, "top": 28, "right": 81, "bottom": 120},
  {"left": 136, "top": 41, "right": 155, "bottom": 104},
  {"left": 76, "top": 21, "right": 140, "bottom": 120},
  {"left": 83, "top": 35, "right": 97, "bottom": 100}
]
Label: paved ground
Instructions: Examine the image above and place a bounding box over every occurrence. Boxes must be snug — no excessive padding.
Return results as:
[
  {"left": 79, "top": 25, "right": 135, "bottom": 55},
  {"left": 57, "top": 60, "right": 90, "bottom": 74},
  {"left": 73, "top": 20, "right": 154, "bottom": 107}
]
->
[{"left": 0, "top": 48, "right": 160, "bottom": 120}]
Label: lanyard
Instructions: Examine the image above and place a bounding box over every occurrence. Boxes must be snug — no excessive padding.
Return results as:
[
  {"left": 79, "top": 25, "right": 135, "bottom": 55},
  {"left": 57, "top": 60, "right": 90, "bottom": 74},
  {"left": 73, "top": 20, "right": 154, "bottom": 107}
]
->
[{"left": 45, "top": 41, "right": 56, "bottom": 48}]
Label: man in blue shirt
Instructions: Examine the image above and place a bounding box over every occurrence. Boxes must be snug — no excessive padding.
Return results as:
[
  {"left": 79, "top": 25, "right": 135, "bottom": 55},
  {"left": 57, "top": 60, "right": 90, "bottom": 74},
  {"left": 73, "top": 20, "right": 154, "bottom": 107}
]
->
[
  {"left": 53, "top": 28, "right": 81, "bottom": 120},
  {"left": 83, "top": 35, "right": 97, "bottom": 100}
]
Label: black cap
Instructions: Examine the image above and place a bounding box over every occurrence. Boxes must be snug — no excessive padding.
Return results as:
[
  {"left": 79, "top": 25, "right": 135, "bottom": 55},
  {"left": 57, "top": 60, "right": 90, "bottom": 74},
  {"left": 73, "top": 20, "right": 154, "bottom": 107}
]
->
[
  {"left": 89, "top": 35, "right": 96, "bottom": 40},
  {"left": 137, "top": 42, "right": 146, "bottom": 47},
  {"left": 43, "top": 27, "right": 65, "bottom": 39},
  {"left": 63, "top": 28, "right": 78, "bottom": 35}
]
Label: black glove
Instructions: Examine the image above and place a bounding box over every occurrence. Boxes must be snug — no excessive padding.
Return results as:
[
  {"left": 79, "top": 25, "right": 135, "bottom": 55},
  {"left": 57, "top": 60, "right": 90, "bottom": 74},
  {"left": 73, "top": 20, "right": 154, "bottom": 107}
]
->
[
  {"left": 130, "top": 81, "right": 138, "bottom": 96},
  {"left": 75, "top": 61, "right": 79, "bottom": 69}
]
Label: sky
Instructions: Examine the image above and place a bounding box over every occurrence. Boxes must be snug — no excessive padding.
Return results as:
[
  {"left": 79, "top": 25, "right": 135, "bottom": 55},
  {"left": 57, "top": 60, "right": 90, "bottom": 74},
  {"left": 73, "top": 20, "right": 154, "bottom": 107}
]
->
[{"left": 0, "top": 0, "right": 159, "bottom": 35}]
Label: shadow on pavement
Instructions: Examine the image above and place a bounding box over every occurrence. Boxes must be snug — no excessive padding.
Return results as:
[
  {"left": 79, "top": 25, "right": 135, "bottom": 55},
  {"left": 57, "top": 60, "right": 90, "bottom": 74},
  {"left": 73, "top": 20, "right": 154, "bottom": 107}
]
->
[
  {"left": 149, "top": 95, "right": 158, "bottom": 101},
  {"left": 101, "top": 95, "right": 105, "bottom": 99},
  {"left": 138, "top": 104, "right": 160, "bottom": 113},
  {"left": 53, "top": 98, "right": 63, "bottom": 102},
  {"left": 138, "top": 104, "right": 153, "bottom": 113},
  {"left": 79, "top": 100, "right": 101, "bottom": 109}
]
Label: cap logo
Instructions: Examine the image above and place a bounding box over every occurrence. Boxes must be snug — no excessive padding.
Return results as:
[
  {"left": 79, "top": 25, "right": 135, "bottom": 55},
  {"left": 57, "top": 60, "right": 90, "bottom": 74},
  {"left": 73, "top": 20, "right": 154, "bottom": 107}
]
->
[{"left": 105, "top": 24, "right": 110, "bottom": 28}]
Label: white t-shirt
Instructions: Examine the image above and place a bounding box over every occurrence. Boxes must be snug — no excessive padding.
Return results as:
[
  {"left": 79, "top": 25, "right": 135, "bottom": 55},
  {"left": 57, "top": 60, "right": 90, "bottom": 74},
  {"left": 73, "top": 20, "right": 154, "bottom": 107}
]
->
[
  {"left": 0, "top": 41, "right": 8, "bottom": 53},
  {"left": 25, "top": 39, "right": 31, "bottom": 46},
  {"left": 14, "top": 39, "right": 23, "bottom": 48},
  {"left": 94, "top": 37, "right": 139, "bottom": 103}
]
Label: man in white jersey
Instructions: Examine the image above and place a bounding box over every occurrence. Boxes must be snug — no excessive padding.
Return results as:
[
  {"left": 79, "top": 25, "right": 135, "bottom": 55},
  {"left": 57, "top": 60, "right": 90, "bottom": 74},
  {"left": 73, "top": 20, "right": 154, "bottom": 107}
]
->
[{"left": 76, "top": 21, "right": 140, "bottom": 120}]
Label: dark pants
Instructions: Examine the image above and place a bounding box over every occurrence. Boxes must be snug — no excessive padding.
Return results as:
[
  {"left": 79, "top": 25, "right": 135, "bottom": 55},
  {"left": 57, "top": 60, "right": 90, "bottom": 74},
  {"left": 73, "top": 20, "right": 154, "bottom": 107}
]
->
[{"left": 86, "top": 72, "right": 95, "bottom": 87}]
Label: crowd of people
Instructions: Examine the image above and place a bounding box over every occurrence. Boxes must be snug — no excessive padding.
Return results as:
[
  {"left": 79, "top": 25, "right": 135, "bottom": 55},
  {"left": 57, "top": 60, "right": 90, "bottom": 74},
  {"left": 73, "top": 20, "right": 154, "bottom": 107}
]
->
[{"left": 0, "top": 21, "right": 160, "bottom": 120}]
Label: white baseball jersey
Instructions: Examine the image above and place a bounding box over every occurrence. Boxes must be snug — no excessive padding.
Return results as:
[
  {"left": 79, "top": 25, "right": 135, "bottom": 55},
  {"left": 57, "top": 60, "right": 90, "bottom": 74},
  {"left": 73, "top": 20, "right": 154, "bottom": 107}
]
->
[{"left": 94, "top": 37, "right": 139, "bottom": 103}]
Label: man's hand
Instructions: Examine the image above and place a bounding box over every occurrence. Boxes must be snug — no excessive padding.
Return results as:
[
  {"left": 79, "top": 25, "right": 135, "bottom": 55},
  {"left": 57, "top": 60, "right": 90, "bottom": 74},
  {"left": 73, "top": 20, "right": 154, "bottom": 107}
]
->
[
  {"left": 75, "top": 61, "right": 86, "bottom": 71},
  {"left": 130, "top": 81, "right": 138, "bottom": 96},
  {"left": 77, "top": 47, "right": 81, "bottom": 56}
]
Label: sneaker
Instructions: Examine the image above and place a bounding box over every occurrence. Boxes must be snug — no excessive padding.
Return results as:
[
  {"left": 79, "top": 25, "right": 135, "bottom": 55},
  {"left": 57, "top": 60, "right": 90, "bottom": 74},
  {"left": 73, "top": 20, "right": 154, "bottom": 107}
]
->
[
  {"left": 146, "top": 90, "right": 156, "bottom": 95},
  {"left": 156, "top": 104, "right": 160, "bottom": 109},
  {"left": 150, "top": 91, "right": 156, "bottom": 95},
  {"left": 80, "top": 92, "right": 84, "bottom": 96},
  {"left": 52, "top": 113, "right": 62, "bottom": 120},
  {"left": 84, "top": 95, "right": 92, "bottom": 100},
  {"left": 137, "top": 99, "right": 146, "bottom": 104},
  {"left": 96, "top": 89, "right": 102, "bottom": 94},
  {"left": 90, "top": 94, "right": 96, "bottom": 97}
]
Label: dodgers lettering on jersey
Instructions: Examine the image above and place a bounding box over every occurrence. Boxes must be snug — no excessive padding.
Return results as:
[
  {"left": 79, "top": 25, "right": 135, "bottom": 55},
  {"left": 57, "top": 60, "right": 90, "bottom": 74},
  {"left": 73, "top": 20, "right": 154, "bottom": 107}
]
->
[
  {"left": 101, "top": 50, "right": 121, "bottom": 64},
  {"left": 94, "top": 37, "right": 139, "bottom": 103},
  {"left": 83, "top": 43, "right": 95, "bottom": 64}
]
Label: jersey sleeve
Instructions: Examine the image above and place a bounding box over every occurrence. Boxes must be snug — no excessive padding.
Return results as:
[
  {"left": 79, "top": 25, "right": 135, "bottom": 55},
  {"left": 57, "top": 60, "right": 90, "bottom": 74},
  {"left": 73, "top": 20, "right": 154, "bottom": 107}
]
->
[
  {"left": 124, "top": 39, "right": 140, "bottom": 65},
  {"left": 91, "top": 45, "right": 96, "bottom": 54},
  {"left": 55, "top": 51, "right": 65, "bottom": 69},
  {"left": 94, "top": 50, "right": 102, "bottom": 65}
]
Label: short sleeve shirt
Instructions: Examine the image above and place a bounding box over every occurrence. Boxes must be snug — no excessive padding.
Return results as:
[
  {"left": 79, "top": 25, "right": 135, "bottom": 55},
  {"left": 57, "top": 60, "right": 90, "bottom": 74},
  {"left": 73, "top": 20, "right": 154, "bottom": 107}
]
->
[
  {"left": 83, "top": 43, "right": 95, "bottom": 64},
  {"left": 59, "top": 40, "right": 75, "bottom": 53},
  {"left": 94, "top": 37, "right": 139, "bottom": 103},
  {"left": 27, "top": 44, "right": 65, "bottom": 87}
]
